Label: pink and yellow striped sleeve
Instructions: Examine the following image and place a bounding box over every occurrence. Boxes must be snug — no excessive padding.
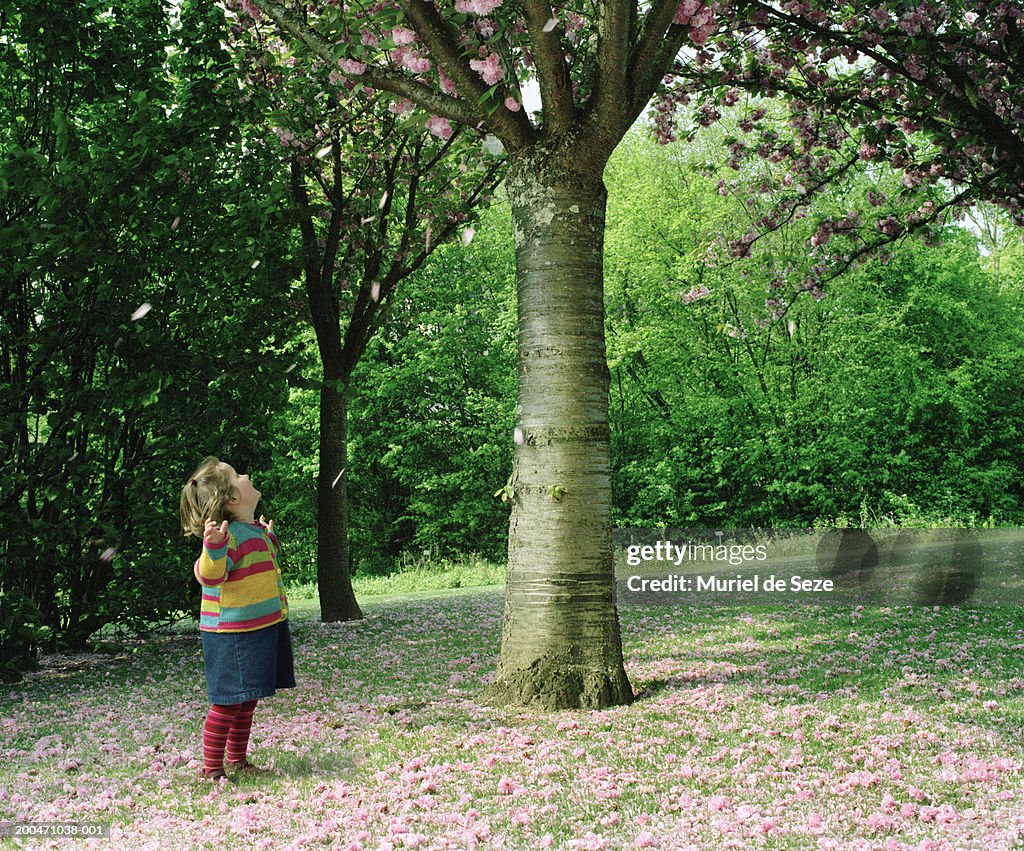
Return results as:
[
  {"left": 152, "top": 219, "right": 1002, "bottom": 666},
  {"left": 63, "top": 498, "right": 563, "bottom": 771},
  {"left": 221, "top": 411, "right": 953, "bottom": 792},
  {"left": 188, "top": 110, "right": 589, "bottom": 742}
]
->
[{"left": 194, "top": 536, "right": 233, "bottom": 586}]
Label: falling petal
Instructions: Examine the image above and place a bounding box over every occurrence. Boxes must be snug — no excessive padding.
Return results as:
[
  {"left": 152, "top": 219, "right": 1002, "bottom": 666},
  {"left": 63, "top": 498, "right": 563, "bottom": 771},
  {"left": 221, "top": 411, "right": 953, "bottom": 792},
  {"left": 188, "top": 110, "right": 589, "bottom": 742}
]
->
[
  {"left": 425, "top": 223, "right": 433, "bottom": 253},
  {"left": 170, "top": 215, "right": 181, "bottom": 231},
  {"left": 461, "top": 226, "right": 475, "bottom": 246},
  {"left": 284, "top": 363, "right": 297, "bottom": 374},
  {"left": 788, "top": 319, "right": 796, "bottom": 337},
  {"left": 361, "top": 215, "right": 376, "bottom": 225},
  {"left": 100, "top": 547, "right": 117, "bottom": 563},
  {"left": 370, "top": 281, "right": 381, "bottom": 302},
  {"left": 378, "top": 192, "right": 389, "bottom": 210},
  {"left": 251, "top": 259, "right": 261, "bottom": 269},
  {"left": 131, "top": 303, "right": 152, "bottom": 321},
  {"left": 481, "top": 135, "right": 504, "bottom": 156},
  {"left": 69, "top": 451, "right": 79, "bottom": 462},
  {"left": 331, "top": 469, "right": 346, "bottom": 488},
  {"left": 315, "top": 144, "right": 333, "bottom": 159},
  {"left": 514, "top": 427, "right": 524, "bottom": 445},
  {"left": 543, "top": 17, "right": 558, "bottom": 32}
]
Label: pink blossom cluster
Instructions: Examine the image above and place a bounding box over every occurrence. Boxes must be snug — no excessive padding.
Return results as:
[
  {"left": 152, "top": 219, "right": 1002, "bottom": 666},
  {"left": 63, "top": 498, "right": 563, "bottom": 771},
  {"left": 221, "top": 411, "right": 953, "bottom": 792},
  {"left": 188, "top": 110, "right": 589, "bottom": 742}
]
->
[
  {"left": 337, "top": 58, "right": 367, "bottom": 76},
  {"left": 673, "top": 0, "right": 717, "bottom": 44},
  {"left": 876, "top": 215, "right": 901, "bottom": 237},
  {"left": 652, "top": 88, "right": 691, "bottom": 144},
  {"left": 469, "top": 52, "right": 504, "bottom": 86},
  {"left": 388, "top": 26, "right": 417, "bottom": 47},
  {"left": 239, "top": 0, "right": 261, "bottom": 19},
  {"left": 809, "top": 212, "right": 861, "bottom": 247},
  {"left": 427, "top": 115, "right": 454, "bottom": 139},
  {"left": 393, "top": 47, "right": 432, "bottom": 74},
  {"left": 454, "top": 0, "right": 504, "bottom": 14},
  {"left": 659, "top": 0, "right": 1024, "bottom": 242},
  {"left": 681, "top": 284, "right": 711, "bottom": 304}
]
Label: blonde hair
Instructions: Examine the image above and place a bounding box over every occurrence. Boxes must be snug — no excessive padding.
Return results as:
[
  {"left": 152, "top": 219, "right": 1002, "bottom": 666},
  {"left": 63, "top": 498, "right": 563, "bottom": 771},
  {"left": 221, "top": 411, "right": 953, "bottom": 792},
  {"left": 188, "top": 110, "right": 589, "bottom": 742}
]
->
[{"left": 180, "top": 456, "right": 237, "bottom": 537}]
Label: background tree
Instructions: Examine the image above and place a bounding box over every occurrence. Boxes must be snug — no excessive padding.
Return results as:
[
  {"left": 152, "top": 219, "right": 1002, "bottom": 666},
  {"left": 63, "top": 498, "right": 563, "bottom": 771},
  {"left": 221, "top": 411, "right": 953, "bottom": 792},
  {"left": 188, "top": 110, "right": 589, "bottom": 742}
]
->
[
  {"left": 223, "top": 8, "right": 504, "bottom": 620},
  {"left": 966, "top": 202, "right": 1024, "bottom": 292},
  {"left": 261, "top": 203, "right": 517, "bottom": 583},
  {"left": 0, "top": 0, "right": 294, "bottom": 679}
]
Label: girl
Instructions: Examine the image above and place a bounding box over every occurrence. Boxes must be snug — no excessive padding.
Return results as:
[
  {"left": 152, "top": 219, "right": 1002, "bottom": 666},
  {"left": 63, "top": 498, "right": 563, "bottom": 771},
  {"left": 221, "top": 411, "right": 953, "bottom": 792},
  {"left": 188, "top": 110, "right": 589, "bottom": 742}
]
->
[{"left": 180, "top": 456, "right": 295, "bottom": 780}]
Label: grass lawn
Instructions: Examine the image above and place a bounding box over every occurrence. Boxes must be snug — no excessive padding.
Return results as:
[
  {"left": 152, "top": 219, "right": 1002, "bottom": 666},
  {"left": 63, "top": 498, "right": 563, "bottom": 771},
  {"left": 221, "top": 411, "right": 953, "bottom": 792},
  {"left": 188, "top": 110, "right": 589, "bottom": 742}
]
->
[{"left": 2, "top": 587, "right": 1023, "bottom": 849}]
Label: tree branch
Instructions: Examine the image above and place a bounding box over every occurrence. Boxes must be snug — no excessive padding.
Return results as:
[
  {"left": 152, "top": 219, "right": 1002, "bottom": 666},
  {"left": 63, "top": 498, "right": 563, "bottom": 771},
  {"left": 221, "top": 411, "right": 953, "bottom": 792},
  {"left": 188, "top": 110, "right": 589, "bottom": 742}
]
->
[
  {"left": 248, "top": 0, "right": 497, "bottom": 135},
  {"left": 629, "top": 0, "right": 684, "bottom": 109},
  {"left": 290, "top": 160, "right": 344, "bottom": 375},
  {"left": 319, "top": 142, "right": 347, "bottom": 285},
  {"left": 390, "top": 156, "right": 505, "bottom": 285},
  {"left": 591, "top": 0, "right": 634, "bottom": 128},
  {"left": 627, "top": 21, "right": 690, "bottom": 127},
  {"left": 360, "top": 67, "right": 481, "bottom": 127},
  {"left": 518, "top": 0, "right": 578, "bottom": 130},
  {"left": 398, "top": 0, "right": 534, "bottom": 149}
]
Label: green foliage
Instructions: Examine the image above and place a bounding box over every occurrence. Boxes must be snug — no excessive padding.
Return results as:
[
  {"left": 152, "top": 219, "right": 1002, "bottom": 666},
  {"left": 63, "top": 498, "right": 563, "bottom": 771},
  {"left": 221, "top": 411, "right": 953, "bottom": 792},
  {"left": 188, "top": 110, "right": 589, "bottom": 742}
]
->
[
  {"left": 4, "top": 3, "right": 1023, "bottom": 682},
  {"left": 259, "top": 350, "right": 322, "bottom": 584},
  {"left": 0, "top": 587, "right": 45, "bottom": 682},
  {"left": 261, "top": 133, "right": 1024, "bottom": 585},
  {"left": 602, "top": 130, "right": 1024, "bottom": 528},
  {"left": 344, "top": 203, "right": 517, "bottom": 573},
  {"left": 0, "top": 0, "right": 296, "bottom": 678}
]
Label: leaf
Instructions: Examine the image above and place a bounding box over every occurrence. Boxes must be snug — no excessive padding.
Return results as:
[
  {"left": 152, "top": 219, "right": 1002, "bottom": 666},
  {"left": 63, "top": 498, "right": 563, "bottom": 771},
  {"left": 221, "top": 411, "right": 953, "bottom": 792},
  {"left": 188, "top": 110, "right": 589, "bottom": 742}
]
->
[{"left": 476, "top": 84, "right": 499, "bottom": 105}]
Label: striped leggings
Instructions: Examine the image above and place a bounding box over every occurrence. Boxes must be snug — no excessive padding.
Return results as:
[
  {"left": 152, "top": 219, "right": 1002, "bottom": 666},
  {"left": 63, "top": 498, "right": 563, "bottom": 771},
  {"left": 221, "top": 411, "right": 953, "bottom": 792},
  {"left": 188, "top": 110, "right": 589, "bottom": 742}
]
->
[{"left": 202, "top": 700, "right": 258, "bottom": 774}]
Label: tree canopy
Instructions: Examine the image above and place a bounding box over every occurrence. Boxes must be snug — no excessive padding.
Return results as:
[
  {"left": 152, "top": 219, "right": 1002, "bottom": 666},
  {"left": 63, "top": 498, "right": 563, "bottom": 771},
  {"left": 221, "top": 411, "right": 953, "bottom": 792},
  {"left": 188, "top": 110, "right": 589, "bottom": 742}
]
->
[{"left": 662, "top": 0, "right": 1023, "bottom": 272}]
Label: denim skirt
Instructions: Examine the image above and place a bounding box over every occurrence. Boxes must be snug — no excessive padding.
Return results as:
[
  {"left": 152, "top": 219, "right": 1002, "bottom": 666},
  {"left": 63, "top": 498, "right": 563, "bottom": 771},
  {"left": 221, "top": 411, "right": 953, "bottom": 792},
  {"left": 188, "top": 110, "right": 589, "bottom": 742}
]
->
[{"left": 201, "top": 620, "right": 296, "bottom": 705}]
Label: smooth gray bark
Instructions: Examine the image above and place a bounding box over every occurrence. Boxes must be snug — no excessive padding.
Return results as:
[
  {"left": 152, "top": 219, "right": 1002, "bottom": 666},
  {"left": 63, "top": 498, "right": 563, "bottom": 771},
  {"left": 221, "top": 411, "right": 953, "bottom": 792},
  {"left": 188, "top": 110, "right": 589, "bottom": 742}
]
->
[{"left": 484, "top": 153, "right": 633, "bottom": 709}]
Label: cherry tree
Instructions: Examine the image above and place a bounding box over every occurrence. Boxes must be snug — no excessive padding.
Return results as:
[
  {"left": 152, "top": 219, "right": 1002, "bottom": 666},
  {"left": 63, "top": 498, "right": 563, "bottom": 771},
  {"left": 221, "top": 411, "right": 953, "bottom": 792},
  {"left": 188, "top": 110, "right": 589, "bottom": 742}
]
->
[
  {"left": 659, "top": 0, "right": 1023, "bottom": 285},
  {"left": 228, "top": 0, "right": 1023, "bottom": 708},
  {"left": 241, "top": 0, "right": 717, "bottom": 708}
]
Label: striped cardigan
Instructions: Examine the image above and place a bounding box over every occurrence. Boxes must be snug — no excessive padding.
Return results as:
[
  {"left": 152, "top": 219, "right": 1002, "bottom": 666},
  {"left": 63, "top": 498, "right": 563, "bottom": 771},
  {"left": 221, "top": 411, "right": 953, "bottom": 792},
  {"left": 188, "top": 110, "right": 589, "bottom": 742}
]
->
[{"left": 194, "top": 520, "right": 289, "bottom": 633}]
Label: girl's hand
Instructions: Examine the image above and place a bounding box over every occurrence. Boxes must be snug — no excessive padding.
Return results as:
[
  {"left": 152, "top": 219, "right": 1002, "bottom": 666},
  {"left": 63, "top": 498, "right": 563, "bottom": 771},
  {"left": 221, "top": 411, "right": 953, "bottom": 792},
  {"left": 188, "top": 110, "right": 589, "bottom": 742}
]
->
[
  {"left": 259, "top": 515, "right": 274, "bottom": 534},
  {"left": 204, "top": 519, "right": 229, "bottom": 546}
]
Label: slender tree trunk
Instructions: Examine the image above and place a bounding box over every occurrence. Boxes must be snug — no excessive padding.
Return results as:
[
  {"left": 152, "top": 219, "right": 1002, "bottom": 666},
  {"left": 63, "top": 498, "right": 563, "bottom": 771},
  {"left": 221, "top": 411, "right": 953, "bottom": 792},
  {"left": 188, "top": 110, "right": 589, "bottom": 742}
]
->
[
  {"left": 317, "top": 376, "right": 363, "bottom": 622},
  {"left": 294, "top": 155, "right": 363, "bottom": 624},
  {"left": 484, "top": 152, "right": 633, "bottom": 710}
]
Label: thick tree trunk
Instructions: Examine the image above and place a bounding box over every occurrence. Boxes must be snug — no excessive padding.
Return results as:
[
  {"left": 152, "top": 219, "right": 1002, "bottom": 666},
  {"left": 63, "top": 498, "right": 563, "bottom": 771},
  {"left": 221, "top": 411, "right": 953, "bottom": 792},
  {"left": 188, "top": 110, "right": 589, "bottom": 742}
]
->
[
  {"left": 483, "top": 154, "right": 633, "bottom": 710},
  {"left": 317, "top": 377, "right": 363, "bottom": 622}
]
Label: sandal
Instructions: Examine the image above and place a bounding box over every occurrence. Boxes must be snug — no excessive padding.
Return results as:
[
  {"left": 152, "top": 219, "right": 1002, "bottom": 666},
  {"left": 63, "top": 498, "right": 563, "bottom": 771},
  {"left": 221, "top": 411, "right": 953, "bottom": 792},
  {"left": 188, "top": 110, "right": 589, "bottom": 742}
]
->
[{"left": 198, "top": 767, "right": 228, "bottom": 782}]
